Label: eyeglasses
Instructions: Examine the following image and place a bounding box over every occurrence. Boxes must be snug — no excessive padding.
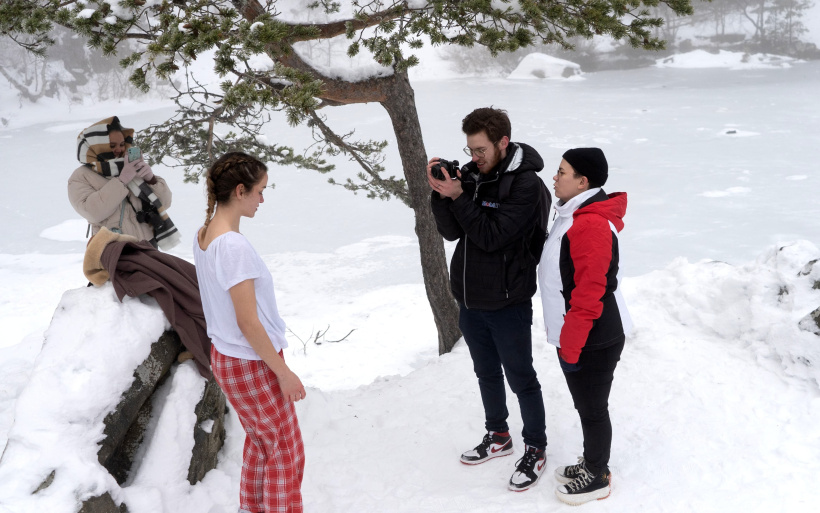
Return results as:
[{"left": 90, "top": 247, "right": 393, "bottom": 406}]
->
[{"left": 463, "top": 146, "right": 487, "bottom": 158}]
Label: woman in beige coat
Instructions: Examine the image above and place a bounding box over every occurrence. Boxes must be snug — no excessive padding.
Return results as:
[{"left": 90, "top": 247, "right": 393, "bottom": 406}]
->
[{"left": 68, "top": 116, "right": 173, "bottom": 244}]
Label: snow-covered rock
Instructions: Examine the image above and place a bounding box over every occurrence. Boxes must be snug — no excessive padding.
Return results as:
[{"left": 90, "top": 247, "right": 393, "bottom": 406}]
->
[
  {"left": 508, "top": 53, "right": 582, "bottom": 80},
  {"left": 0, "top": 285, "right": 217, "bottom": 513},
  {"left": 655, "top": 49, "right": 798, "bottom": 70}
]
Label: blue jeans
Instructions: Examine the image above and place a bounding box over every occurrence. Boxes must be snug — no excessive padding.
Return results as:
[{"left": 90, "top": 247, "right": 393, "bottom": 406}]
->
[{"left": 459, "top": 301, "right": 547, "bottom": 449}]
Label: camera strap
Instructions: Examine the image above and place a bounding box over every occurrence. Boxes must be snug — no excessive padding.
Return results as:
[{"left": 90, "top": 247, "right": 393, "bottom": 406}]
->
[
  {"left": 123, "top": 177, "right": 181, "bottom": 250},
  {"left": 115, "top": 198, "right": 129, "bottom": 234}
]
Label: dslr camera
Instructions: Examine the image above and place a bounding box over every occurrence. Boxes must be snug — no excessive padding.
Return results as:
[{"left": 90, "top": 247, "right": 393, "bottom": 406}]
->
[
  {"left": 431, "top": 158, "right": 460, "bottom": 181},
  {"left": 137, "top": 205, "right": 171, "bottom": 237}
]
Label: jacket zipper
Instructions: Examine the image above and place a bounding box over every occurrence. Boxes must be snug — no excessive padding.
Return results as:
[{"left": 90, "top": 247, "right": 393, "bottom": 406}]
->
[
  {"left": 463, "top": 238, "right": 468, "bottom": 309},
  {"left": 503, "top": 253, "right": 509, "bottom": 298},
  {"left": 463, "top": 173, "right": 503, "bottom": 308}
]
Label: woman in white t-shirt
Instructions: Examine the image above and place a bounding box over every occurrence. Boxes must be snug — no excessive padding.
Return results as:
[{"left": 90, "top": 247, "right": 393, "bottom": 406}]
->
[{"left": 194, "top": 152, "right": 305, "bottom": 513}]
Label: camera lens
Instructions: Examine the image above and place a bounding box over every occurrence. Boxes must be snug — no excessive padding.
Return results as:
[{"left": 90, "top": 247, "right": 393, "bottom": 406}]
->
[{"left": 431, "top": 163, "right": 444, "bottom": 181}]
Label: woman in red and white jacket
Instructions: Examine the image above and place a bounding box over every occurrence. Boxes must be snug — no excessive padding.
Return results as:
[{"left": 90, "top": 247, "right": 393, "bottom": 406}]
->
[{"left": 537, "top": 148, "right": 632, "bottom": 506}]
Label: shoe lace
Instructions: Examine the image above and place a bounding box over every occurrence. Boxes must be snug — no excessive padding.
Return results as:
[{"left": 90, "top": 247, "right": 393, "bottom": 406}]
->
[
  {"left": 565, "top": 465, "right": 595, "bottom": 493},
  {"left": 566, "top": 456, "right": 585, "bottom": 476},
  {"left": 474, "top": 433, "right": 494, "bottom": 452},
  {"left": 514, "top": 447, "right": 540, "bottom": 473}
]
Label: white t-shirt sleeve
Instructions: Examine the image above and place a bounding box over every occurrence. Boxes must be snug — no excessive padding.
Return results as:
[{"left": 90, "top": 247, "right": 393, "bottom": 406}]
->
[{"left": 215, "top": 234, "right": 262, "bottom": 291}]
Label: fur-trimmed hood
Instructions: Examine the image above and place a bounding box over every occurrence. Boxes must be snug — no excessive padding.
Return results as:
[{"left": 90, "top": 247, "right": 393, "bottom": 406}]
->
[{"left": 83, "top": 227, "right": 139, "bottom": 286}]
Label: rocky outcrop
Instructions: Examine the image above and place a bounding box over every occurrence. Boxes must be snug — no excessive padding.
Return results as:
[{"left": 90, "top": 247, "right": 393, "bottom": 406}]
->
[
  {"left": 799, "top": 307, "right": 820, "bottom": 335},
  {"left": 188, "top": 377, "right": 228, "bottom": 484},
  {"left": 797, "top": 259, "right": 820, "bottom": 335},
  {"left": 99, "top": 331, "right": 182, "bottom": 482},
  {"left": 29, "top": 330, "right": 227, "bottom": 509},
  {"left": 79, "top": 493, "right": 129, "bottom": 513},
  {"left": 798, "top": 258, "right": 820, "bottom": 290},
  {"left": 98, "top": 331, "right": 228, "bottom": 487}
]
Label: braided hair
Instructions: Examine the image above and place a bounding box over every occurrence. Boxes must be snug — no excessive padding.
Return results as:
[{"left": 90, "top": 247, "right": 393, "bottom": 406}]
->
[{"left": 204, "top": 152, "right": 268, "bottom": 229}]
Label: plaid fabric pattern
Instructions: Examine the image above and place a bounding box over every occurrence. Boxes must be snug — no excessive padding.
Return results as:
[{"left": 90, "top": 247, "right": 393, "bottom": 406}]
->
[{"left": 211, "top": 346, "right": 305, "bottom": 513}]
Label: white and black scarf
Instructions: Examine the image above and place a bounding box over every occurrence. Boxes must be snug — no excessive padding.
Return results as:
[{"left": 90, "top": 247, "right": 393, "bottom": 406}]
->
[{"left": 76, "top": 116, "right": 181, "bottom": 250}]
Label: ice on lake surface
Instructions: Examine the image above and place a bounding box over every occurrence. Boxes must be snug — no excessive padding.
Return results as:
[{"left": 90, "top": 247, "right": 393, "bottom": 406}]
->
[{"left": 2, "top": 62, "right": 818, "bottom": 277}]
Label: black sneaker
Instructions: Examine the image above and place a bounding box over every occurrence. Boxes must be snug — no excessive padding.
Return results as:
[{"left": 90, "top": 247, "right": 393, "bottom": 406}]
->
[
  {"left": 507, "top": 445, "right": 546, "bottom": 491},
  {"left": 460, "top": 431, "right": 513, "bottom": 465},
  {"left": 554, "top": 456, "right": 586, "bottom": 484},
  {"left": 555, "top": 462, "right": 611, "bottom": 505}
]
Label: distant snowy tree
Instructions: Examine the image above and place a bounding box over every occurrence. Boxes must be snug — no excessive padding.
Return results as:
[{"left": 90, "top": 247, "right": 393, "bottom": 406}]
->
[
  {"left": 1, "top": 0, "right": 697, "bottom": 354},
  {"left": 765, "top": 0, "right": 813, "bottom": 51},
  {"left": 0, "top": 25, "right": 163, "bottom": 103},
  {"left": 735, "top": 0, "right": 814, "bottom": 51},
  {"left": 643, "top": 0, "right": 816, "bottom": 54}
]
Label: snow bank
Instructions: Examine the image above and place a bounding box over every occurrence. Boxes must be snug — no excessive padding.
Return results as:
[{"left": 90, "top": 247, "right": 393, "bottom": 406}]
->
[
  {"left": 655, "top": 50, "right": 799, "bottom": 69},
  {"left": 1, "top": 242, "right": 819, "bottom": 512},
  {"left": 624, "top": 240, "right": 820, "bottom": 387},
  {"left": 507, "top": 53, "right": 582, "bottom": 80},
  {"left": 0, "top": 284, "right": 171, "bottom": 512},
  {"left": 39, "top": 219, "right": 89, "bottom": 242}
]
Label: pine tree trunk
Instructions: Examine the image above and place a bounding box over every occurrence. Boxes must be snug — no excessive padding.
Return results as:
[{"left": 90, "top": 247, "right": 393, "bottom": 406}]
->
[
  {"left": 240, "top": 0, "right": 462, "bottom": 353},
  {"left": 380, "top": 70, "right": 461, "bottom": 355}
]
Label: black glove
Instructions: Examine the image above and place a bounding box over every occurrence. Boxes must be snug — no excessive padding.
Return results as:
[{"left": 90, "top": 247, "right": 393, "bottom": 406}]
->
[{"left": 559, "top": 355, "right": 582, "bottom": 373}]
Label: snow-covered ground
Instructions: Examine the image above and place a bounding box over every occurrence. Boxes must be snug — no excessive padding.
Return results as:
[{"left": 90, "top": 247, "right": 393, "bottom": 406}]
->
[{"left": 1, "top": 49, "right": 819, "bottom": 512}]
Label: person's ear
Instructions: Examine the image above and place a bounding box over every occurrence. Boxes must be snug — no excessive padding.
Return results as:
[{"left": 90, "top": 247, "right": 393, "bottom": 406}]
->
[
  {"left": 497, "top": 136, "right": 509, "bottom": 151},
  {"left": 235, "top": 184, "right": 246, "bottom": 199},
  {"left": 578, "top": 175, "right": 588, "bottom": 190}
]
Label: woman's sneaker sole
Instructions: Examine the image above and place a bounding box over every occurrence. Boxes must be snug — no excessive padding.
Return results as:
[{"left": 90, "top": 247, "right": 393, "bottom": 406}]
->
[{"left": 555, "top": 473, "right": 612, "bottom": 506}]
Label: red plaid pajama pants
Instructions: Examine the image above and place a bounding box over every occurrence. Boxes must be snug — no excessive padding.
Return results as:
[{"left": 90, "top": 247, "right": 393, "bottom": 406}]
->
[{"left": 211, "top": 346, "right": 305, "bottom": 513}]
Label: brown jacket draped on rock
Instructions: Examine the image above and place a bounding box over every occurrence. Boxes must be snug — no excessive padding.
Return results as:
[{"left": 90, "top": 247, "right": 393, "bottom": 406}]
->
[{"left": 84, "top": 228, "right": 211, "bottom": 378}]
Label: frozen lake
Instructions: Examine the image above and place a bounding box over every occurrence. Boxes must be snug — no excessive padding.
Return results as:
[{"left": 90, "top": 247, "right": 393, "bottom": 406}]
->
[
  {"left": 2, "top": 61, "right": 818, "bottom": 277},
  {"left": 1, "top": 55, "right": 819, "bottom": 513}
]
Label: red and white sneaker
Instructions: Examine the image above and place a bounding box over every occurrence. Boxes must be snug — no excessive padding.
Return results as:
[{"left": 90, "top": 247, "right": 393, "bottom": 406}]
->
[
  {"left": 460, "top": 431, "right": 513, "bottom": 465},
  {"left": 508, "top": 445, "right": 546, "bottom": 491}
]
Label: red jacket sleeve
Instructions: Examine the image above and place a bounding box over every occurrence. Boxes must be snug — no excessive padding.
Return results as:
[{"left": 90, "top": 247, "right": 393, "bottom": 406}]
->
[{"left": 558, "top": 215, "right": 613, "bottom": 364}]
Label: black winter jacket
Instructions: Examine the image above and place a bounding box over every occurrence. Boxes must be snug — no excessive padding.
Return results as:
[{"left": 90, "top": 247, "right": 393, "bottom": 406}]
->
[{"left": 431, "top": 142, "right": 545, "bottom": 310}]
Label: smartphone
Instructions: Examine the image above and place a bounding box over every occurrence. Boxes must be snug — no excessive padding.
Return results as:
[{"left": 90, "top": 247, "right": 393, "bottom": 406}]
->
[{"left": 127, "top": 147, "right": 141, "bottom": 161}]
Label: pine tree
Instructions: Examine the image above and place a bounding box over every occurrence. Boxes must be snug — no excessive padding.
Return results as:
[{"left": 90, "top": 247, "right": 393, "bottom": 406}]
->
[{"left": 2, "top": 0, "right": 696, "bottom": 354}]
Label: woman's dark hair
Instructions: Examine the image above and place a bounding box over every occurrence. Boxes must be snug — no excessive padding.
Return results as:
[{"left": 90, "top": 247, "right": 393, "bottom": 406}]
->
[
  {"left": 107, "top": 119, "right": 125, "bottom": 134},
  {"left": 204, "top": 152, "right": 268, "bottom": 228},
  {"left": 461, "top": 107, "right": 511, "bottom": 145}
]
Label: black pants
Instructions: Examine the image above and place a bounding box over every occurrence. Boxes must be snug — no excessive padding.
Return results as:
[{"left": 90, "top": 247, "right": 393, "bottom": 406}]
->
[
  {"left": 460, "top": 300, "right": 547, "bottom": 449},
  {"left": 561, "top": 339, "right": 625, "bottom": 475}
]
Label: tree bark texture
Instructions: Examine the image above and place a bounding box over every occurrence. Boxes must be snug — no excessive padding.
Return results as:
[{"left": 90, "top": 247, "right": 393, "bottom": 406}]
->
[
  {"left": 380, "top": 71, "right": 461, "bottom": 354},
  {"left": 237, "top": 2, "right": 462, "bottom": 353}
]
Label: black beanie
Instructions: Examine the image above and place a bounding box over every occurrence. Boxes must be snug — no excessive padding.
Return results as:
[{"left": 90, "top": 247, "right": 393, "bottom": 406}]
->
[{"left": 562, "top": 148, "right": 608, "bottom": 187}]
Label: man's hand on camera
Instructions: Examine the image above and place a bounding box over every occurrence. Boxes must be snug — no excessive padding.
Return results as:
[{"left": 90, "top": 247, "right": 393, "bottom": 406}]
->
[{"left": 426, "top": 157, "right": 463, "bottom": 200}]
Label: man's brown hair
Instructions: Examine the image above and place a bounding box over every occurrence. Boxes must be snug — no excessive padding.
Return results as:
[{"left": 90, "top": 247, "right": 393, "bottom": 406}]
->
[{"left": 461, "top": 107, "right": 511, "bottom": 144}]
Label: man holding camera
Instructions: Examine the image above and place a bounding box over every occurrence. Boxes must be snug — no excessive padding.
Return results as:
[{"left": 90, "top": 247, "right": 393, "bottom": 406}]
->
[
  {"left": 427, "top": 107, "right": 549, "bottom": 491},
  {"left": 70, "top": 116, "right": 179, "bottom": 249}
]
